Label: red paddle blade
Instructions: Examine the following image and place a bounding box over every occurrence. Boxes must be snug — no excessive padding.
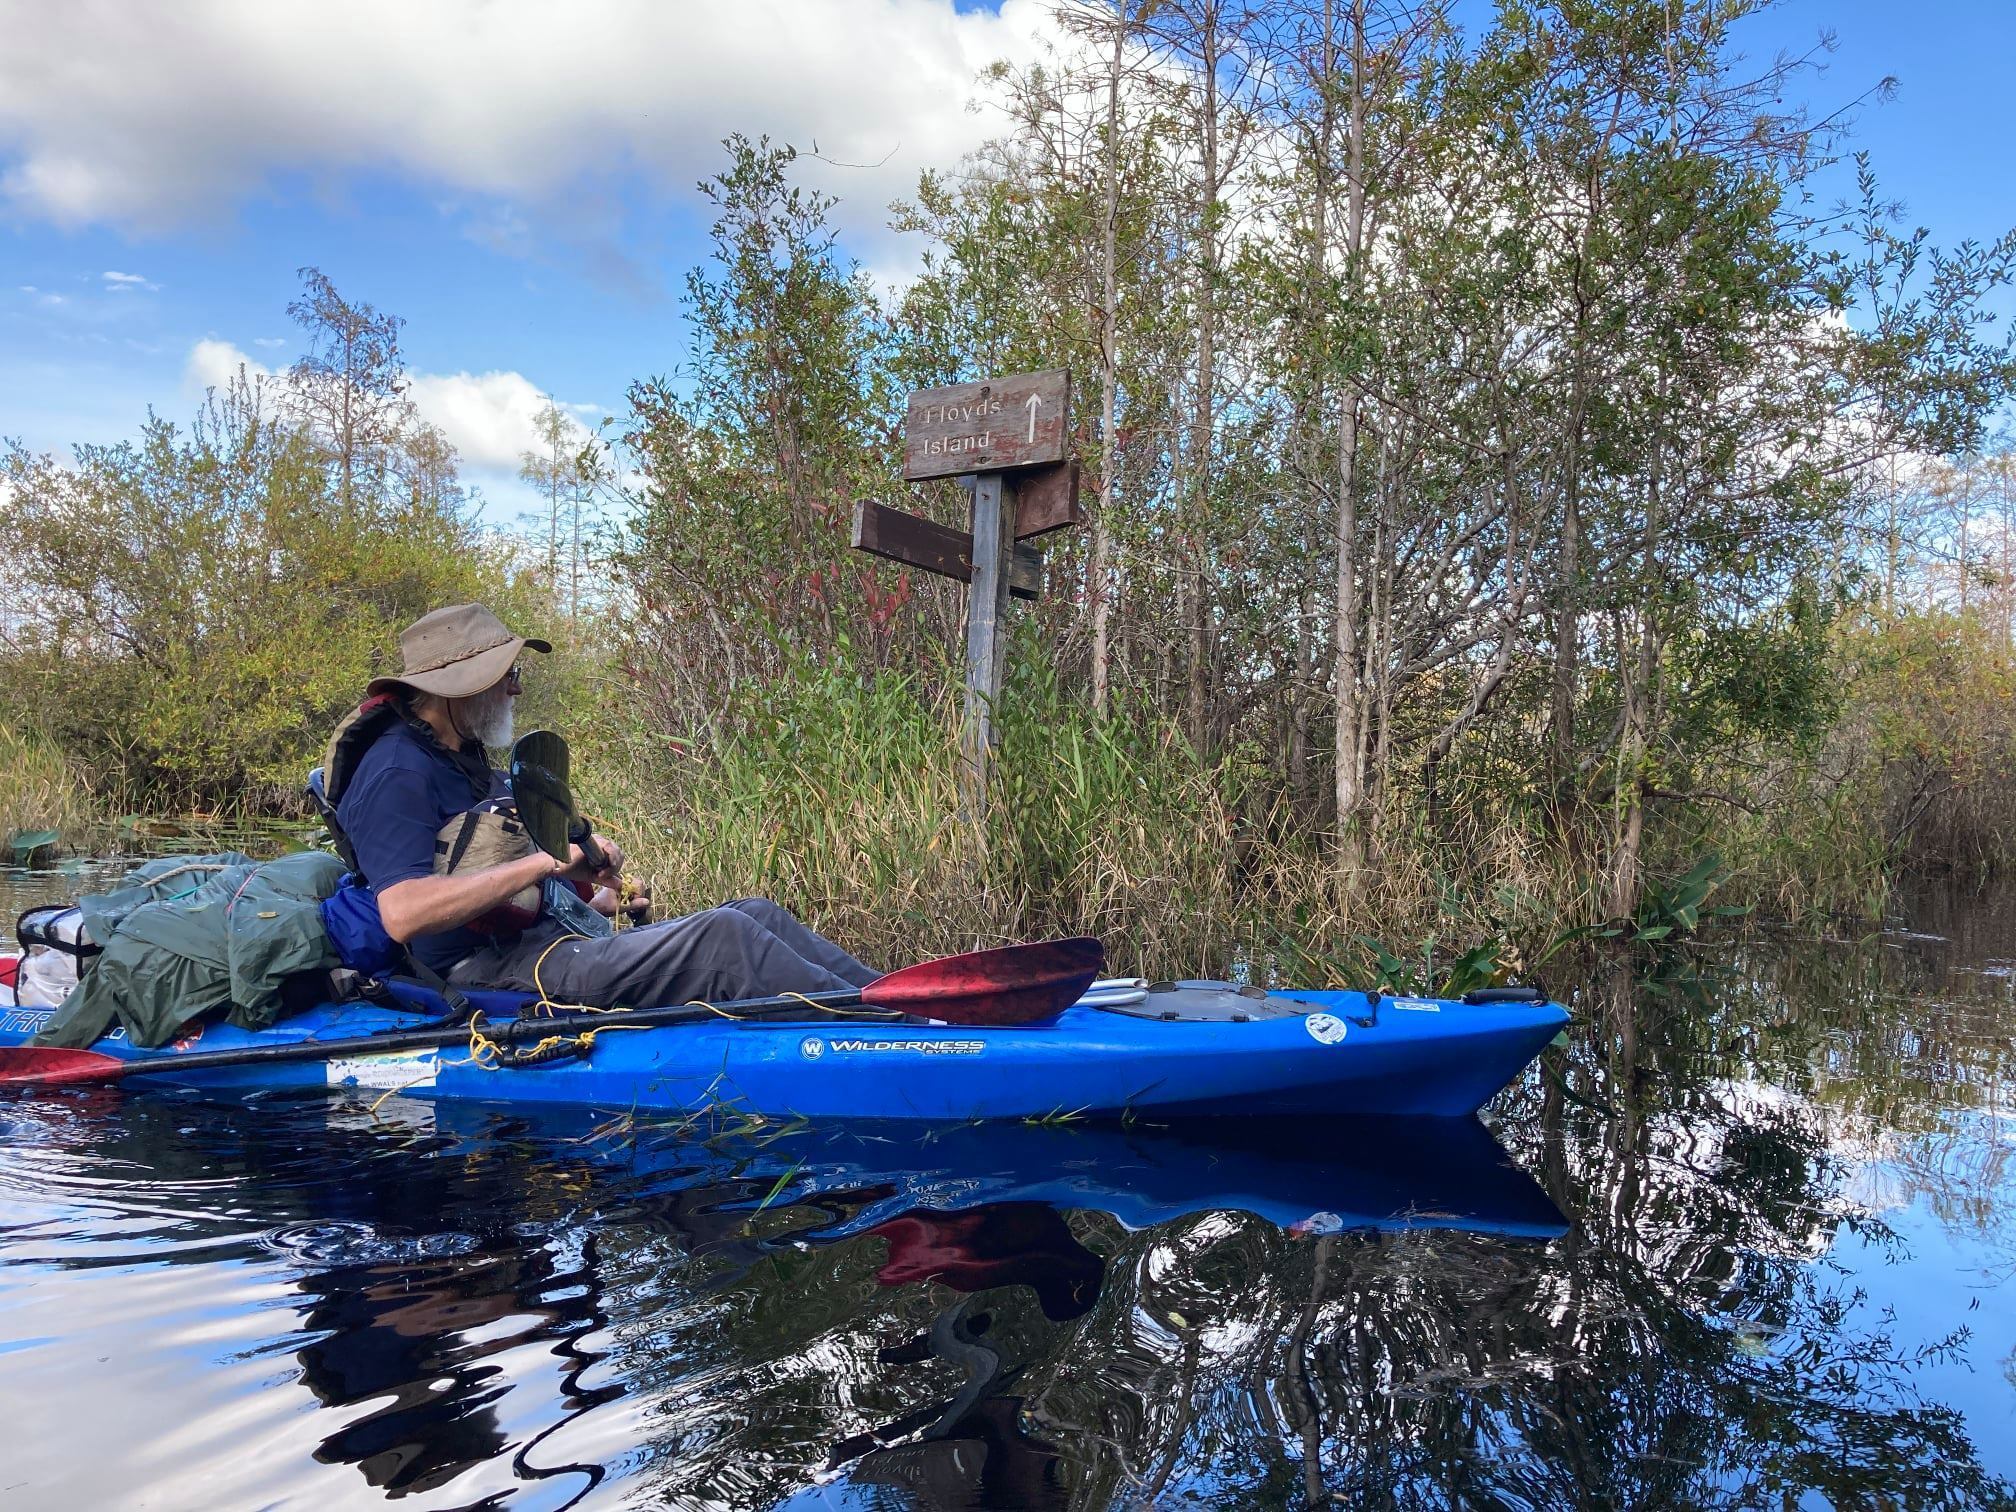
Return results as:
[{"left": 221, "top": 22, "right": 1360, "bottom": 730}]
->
[
  {"left": 0, "top": 1047, "right": 130, "bottom": 1087},
  {"left": 863, "top": 937, "right": 1106, "bottom": 1027}
]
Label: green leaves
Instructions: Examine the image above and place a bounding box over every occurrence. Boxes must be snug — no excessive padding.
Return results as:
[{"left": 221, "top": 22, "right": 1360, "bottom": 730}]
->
[
  {"left": 1627, "top": 852, "right": 1749, "bottom": 944},
  {"left": 0, "top": 305, "right": 534, "bottom": 812}
]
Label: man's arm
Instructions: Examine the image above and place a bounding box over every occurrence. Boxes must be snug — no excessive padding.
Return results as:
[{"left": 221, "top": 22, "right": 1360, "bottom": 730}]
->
[
  {"left": 376, "top": 836, "right": 624, "bottom": 943},
  {"left": 344, "top": 753, "right": 625, "bottom": 944},
  {"left": 376, "top": 853, "right": 559, "bottom": 943}
]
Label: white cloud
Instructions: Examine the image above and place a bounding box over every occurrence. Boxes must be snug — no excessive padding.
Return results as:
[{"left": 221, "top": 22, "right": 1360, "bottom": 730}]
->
[
  {"left": 183, "top": 337, "right": 269, "bottom": 393},
  {"left": 405, "top": 368, "right": 596, "bottom": 471},
  {"left": 181, "top": 338, "right": 595, "bottom": 473},
  {"left": 101, "top": 269, "right": 158, "bottom": 291},
  {"left": 251, "top": 336, "right": 287, "bottom": 349},
  {"left": 0, "top": 0, "right": 1064, "bottom": 254}
]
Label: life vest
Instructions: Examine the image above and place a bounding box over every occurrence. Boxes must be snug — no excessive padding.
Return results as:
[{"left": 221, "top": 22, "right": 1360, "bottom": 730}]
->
[
  {"left": 433, "top": 798, "right": 544, "bottom": 933},
  {"left": 311, "top": 694, "right": 408, "bottom": 876},
  {"left": 312, "top": 694, "right": 491, "bottom": 878}
]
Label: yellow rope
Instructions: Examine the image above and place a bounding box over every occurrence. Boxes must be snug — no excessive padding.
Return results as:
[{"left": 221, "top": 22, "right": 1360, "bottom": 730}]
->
[
  {"left": 365, "top": 1033, "right": 492, "bottom": 1116},
  {"left": 528, "top": 931, "right": 597, "bottom": 1015},
  {"left": 781, "top": 990, "right": 887, "bottom": 1017},
  {"left": 677, "top": 989, "right": 884, "bottom": 1021},
  {"left": 361, "top": 950, "right": 886, "bottom": 1114}
]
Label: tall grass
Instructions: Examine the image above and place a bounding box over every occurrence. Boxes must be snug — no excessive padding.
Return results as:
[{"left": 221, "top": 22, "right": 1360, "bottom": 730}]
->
[
  {"left": 573, "top": 651, "right": 1619, "bottom": 986},
  {"left": 0, "top": 724, "right": 98, "bottom": 848}
]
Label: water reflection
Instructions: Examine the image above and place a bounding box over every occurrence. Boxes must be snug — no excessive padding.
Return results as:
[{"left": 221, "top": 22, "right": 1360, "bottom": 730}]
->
[
  {"left": 0, "top": 1092, "right": 1562, "bottom": 1508},
  {"left": 3, "top": 873, "right": 2015, "bottom": 1507}
]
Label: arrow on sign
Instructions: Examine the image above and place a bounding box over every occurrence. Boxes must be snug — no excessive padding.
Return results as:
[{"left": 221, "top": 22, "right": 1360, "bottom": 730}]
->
[{"left": 1025, "top": 393, "right": 1041, "bottom": 443}]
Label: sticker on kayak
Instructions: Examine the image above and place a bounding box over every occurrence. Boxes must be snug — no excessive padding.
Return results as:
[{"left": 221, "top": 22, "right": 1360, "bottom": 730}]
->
[
  {"left": 1392, "top": 998, "right": 1440, "bottom": 1013},
  {"left": 802, "top": 1037, "right": 985, "bottom": 1058},
  {"left": 1304, "top": 1013, "right": 1348, "bottom": 1045},
  {"left": 328, "top": 1050, "right": 437, "bottom": 1090},
  {"left": 0, "top": 1007, "right": 52, "bottom": 1035}
]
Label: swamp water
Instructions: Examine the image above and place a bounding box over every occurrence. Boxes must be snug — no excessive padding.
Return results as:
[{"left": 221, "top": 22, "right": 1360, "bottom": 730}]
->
[{"left": 0, "top": 862, "right": 2012, "bottom": 1510}]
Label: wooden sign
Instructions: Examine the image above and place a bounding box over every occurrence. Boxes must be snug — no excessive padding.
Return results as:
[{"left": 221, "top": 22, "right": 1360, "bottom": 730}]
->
[
  {"left": 903, "top": 370, "right": 1070, "bottom": 482},
  {"left": 1011, "top": 460, "right": 1081, "bottom": 539},
  {"left": 860, "top": 367, "right": 1080, "bottom": 825},
  {"left": 851, "top": 500, "right": 1042, "bottom": 600}
]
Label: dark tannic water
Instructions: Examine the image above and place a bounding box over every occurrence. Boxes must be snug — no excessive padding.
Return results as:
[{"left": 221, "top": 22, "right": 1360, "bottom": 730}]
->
[{"left": 2, "top": 864, "right": 2014, "bottom": 1510}]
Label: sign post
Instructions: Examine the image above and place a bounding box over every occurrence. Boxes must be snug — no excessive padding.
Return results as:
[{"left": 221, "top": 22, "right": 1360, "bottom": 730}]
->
[
  {"left": 853, "top": 369, "right": 1078, "bottom": 823},
  {"left": 963, "top": 470, "right": 1018, "bottom": 794}
]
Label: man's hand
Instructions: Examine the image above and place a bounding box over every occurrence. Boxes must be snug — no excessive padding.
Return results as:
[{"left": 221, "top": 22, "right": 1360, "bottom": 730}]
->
[
  {"left": 561, "top": 832, "right": 624, "bottom": 890},
  {"left": 590, "top": 882, "right": 652, "bottom": 922},
  {"left": 621, "top": 882, "right": 652, "bottom": 923}
]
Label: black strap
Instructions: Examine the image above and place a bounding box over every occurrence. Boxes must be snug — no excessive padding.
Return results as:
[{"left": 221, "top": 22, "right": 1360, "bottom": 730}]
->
[
  {"left": 306, "top": 773, "right": 362, "bottom": 875},
  {"left": 14, "top": 905, "right": 100, "bottom": 963},
  {"left": 443, "top": 810, "right": 482, "bottom": 873},
  {"left": 401, "top": 954, "right": 476, "bottom": 1027},
  {"left": 490, "top": 1034, "right": 591, "bottom": 1069}
]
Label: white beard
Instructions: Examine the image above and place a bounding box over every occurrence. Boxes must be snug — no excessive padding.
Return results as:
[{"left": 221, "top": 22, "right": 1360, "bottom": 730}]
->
[{"left": 454, "top": 684, "right": 516, "bottom": 750}]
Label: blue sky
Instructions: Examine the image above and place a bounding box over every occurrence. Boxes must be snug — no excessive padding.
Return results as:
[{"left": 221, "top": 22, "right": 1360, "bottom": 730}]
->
[{"left": 2, "top": 0, "right": 2010, "bottom": 522}]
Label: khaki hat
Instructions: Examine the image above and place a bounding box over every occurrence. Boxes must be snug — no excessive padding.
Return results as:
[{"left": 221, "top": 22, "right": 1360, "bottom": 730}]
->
[{"left": 365, "top": 603, "right": 552, "bottom": 699}]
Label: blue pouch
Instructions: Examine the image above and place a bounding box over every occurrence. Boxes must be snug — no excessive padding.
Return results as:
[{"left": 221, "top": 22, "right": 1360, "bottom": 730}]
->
[{"left": 320, "top": 873, "right": 402, "bottom": 977}]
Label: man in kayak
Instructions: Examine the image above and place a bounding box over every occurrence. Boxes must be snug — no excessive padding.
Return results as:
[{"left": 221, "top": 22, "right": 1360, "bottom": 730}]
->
[{"left": 329, "top": 603, "right": 880, "bottom": 1007}]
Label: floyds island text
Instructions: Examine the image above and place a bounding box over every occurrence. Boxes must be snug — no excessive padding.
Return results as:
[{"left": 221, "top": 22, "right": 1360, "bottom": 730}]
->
[{"left": 915, "top": 396, "right": 1003, "bottom": 460}]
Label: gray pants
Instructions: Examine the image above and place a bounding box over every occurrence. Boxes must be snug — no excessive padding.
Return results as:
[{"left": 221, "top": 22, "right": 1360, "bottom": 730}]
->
[{"left": 448, "top": 897, "right": 880, "bottom": 1008}]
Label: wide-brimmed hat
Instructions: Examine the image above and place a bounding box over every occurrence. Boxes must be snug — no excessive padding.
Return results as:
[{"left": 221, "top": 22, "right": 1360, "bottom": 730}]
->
[{"left": 365, "top": 603, "right": 552, "bottom": 699}]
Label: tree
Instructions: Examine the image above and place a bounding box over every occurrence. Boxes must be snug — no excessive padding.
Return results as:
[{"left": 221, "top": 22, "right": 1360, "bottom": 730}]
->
[
  {"left": 520, "top": 399, "right": 578, "bottom": 597},
  {"left": 0, "top": 310, "right": 526, "bottom": 808},
  {"left": 285, "top": 266, "right": 415, "bottom": 513}
]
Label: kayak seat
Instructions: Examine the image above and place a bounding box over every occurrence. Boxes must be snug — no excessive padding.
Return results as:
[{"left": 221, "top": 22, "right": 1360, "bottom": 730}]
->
[
  {"left": 305, "top": 766, "right": 359, "bottom": 873},
  {"left": 376, "top": 975, "right": 540, "bottom": 1021},
  {"left": 1095, "top": 980, "right": 1306, "bottom": 1024}
]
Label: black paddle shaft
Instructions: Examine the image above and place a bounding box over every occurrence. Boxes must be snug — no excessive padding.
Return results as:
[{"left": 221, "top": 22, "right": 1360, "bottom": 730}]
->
[{"left": 85, "top": 988, "right": 877, "bottom": 1081}]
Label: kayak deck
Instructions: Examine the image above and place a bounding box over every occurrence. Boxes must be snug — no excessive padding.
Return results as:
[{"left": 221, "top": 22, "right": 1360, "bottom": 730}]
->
[{"left": 0, "top": 987, "right": 1568, "bottom": 1121}]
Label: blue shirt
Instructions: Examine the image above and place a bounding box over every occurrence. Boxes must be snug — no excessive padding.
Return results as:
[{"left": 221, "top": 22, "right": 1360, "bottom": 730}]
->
[{"left": 335, "top": 718, "right": 509, "bottom": 974}]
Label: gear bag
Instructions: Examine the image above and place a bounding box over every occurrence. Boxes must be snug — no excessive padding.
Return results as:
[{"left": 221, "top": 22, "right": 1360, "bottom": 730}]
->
[{"left": 12, "top": 904, "right": 99, "bottom": 1007}]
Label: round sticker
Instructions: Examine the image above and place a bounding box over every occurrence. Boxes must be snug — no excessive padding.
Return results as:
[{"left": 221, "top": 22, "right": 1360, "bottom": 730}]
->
[
  {"left": 1304, "top": 1013, "right": 1347, "bottom": 1045},
  {"left": 799, "top": 1036, "right": 825, "bottom": 1060}
]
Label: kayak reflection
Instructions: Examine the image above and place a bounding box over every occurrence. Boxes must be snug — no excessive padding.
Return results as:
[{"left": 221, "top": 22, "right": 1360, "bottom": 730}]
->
[
  {"left": 299, "top": 1105, "right": 1564, "bottom": 1507},
  {"left": 0, "top": 1093, "right": 1562, "bottom": 1508},
  {"left": 415, "top": 1106, "right": 1568, "bottom": 1510}
]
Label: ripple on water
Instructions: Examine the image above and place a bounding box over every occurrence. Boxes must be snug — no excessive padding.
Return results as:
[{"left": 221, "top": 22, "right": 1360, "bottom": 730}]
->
[{"left": 258, "top": 1220, "right": 482, "bottom": 1267}]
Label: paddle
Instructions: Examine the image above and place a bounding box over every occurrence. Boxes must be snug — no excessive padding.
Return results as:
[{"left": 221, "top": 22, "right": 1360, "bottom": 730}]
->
[
  {"left": 0, "top": 936, "right": 1106, "bottom": 1089},
  {"left": 509, "top": 728, "right": 608, "bottom": 872}
]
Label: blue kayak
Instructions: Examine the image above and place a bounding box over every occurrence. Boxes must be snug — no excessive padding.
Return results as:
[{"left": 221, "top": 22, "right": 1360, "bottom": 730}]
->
[{"left": 0, "top": 983, "right": 1567, "bottom": 1121}]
